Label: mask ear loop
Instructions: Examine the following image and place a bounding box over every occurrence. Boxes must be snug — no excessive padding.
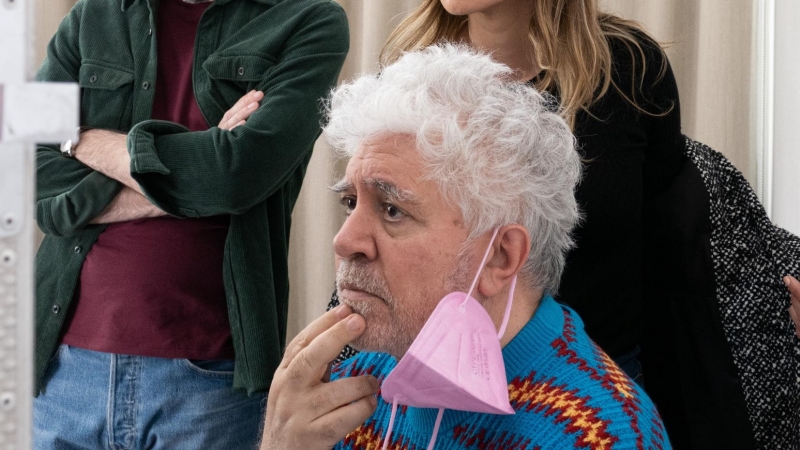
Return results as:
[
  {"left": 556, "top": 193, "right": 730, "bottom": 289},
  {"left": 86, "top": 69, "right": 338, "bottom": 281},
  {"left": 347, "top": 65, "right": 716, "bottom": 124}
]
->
[
  {"left": 461, "top": 227, "right": 500, "bottom": 312},
  {"left": 427, "top": 408, "right": 445, "bottom": 450},
  {"left": 381, "top": 396, "right": 400, "bottom": 450},
  {"left": 496, "top": 275, "right": 516, "bottom": 340},
  {"left": 460, "top": 228, "right": 517, "bottom": 340}
]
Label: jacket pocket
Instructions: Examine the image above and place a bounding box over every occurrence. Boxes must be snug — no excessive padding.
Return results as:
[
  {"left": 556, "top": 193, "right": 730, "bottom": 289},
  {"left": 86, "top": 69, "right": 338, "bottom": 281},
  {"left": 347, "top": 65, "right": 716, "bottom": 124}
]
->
[
  {"left": 79, "top": 61, "right": 134, "bottom": 130},
  {"left": 202, "top": 53, "right": 275, "bottom": 105}
]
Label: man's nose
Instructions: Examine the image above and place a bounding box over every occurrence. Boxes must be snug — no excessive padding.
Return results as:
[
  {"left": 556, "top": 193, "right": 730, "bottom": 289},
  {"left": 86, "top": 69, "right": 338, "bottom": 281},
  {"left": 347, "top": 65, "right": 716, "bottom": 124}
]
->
[{"left": 333, "top": 204, "right": 378, "bottom": 261}]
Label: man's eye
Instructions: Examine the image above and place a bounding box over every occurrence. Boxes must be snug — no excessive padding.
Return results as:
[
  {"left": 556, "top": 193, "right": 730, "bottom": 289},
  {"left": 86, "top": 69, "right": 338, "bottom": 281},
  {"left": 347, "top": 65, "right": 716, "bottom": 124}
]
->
[
  {"left": 382, "top": 203, "right": 406, "bottom": 222},
  {"left": 340, "top": 196, "right": 356, "bottom": 215}
]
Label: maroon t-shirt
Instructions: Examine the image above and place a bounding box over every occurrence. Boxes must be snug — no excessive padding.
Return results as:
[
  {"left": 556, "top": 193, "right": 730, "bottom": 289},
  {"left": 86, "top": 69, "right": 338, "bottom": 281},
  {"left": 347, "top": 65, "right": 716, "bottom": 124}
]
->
[{"left": 62, "top": 0, "right": 235, "bottom": 360}]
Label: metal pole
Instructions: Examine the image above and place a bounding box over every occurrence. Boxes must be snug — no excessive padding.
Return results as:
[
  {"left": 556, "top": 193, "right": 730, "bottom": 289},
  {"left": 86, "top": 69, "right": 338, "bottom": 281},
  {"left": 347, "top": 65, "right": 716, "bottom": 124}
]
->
[
  {"left": 0, "top": 0, "right": 35, "bottom": 447},
  {"left": 0, "top": 0, "right": 78, "bottom": 448}
]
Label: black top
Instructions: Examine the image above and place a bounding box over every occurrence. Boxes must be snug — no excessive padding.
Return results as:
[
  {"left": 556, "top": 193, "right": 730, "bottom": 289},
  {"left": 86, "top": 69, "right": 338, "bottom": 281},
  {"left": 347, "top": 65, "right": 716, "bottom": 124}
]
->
[{"left": 554, "top": 31, "right": 684, "bottom": 357}]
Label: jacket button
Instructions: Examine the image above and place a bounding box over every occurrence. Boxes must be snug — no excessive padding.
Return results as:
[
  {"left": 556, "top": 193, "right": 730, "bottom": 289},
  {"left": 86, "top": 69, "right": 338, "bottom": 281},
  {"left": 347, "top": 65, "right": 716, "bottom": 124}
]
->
[
  {"left": 89, "top": 75, "right": 98, "bottom": 83},
  {"left": 52, "top": 305, "right": 60, "bottom": 314},
  {"left": 73, "top": 246, "right": 82, "bottom": 254},
  {"left": 237, "top": 67, "right": 245, "bottom": 76},
  {"left": 142, "top": 82, "right": 150, "bottom": 90},
  {"left": 148, "top": 28, "right": 152, "bottom": 36}
]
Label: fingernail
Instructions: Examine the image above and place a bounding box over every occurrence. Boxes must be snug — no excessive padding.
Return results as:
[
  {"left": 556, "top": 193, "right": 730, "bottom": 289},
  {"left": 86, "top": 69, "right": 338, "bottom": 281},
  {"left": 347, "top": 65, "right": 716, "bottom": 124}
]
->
[
  {"left": 369, "top": 395, "right": 377, "bottom": 407},
  {"left": 368, "top": 375, "right": 379, "bottom": 390},
  {"left": 346, "top": 315, "right": 363, "bottom": 332},
  {"left": 785, "top": 277, "right": 791, "bottom": 287},
  {"left": 248, "top": 102, "right": 258, "bottom": 109}
]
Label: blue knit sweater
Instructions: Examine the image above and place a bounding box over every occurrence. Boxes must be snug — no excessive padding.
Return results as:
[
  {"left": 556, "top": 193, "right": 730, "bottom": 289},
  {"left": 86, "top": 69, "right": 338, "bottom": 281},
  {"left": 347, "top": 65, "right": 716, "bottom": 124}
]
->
[{"left": 331, "top": 295, "right": 671, "bottom": 449}]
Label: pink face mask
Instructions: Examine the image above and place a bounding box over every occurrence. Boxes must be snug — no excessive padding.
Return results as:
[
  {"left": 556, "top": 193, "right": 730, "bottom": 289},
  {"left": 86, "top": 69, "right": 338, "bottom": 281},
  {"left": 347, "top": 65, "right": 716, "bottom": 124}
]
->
[{"left": 380, "top": 228, "right": 516, "bottom": 450}]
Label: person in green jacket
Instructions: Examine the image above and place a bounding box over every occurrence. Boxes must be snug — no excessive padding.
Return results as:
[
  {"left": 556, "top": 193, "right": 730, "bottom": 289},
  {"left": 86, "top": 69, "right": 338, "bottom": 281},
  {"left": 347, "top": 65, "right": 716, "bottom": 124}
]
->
[{"left": 32, "top": 0, "right": 348, "bottom": 448}]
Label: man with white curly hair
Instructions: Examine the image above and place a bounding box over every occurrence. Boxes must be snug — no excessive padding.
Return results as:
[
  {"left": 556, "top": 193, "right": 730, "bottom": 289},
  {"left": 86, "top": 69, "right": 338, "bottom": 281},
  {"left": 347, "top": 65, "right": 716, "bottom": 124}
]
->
[{"left": 260, "top": 44, "right": 670, "bottom": 449}]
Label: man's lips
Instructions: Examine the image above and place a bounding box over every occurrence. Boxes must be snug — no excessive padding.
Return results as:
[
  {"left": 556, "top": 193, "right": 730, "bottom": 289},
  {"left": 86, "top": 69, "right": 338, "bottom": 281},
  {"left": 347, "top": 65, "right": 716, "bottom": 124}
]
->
[{"left": 338, "top": 285, "right": 386, "bottom": 303}]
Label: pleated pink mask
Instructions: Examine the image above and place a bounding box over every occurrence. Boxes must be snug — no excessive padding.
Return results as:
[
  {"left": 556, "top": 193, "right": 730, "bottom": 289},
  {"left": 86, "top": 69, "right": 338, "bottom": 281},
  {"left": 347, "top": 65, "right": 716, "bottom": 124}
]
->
[{"left": 380, "top": 228, "right": 516, "bottom": 450}]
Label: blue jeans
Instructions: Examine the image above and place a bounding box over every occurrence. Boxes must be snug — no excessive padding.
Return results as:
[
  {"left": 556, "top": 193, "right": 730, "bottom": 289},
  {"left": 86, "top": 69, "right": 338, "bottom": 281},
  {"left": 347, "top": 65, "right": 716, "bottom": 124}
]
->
[{"left": 34, "top": 345, "right": 266, "bottom": 450}]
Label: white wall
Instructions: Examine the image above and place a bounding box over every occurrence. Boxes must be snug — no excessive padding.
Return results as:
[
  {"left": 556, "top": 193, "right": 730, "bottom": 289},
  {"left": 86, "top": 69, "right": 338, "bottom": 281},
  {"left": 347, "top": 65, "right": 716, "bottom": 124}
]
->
[
  {"left": 772, "top": 0, "right": 800, "bottom": 236},
  {"left": 602, "top": 0, "right": 756, "bottom": 187}
]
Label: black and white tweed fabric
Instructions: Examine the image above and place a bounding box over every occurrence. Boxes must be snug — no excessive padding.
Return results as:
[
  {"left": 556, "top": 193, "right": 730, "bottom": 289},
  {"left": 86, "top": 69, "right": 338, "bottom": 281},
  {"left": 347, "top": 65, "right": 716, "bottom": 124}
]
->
[{"left": 686, "top": 137, "right": 800, "bottom": 449}]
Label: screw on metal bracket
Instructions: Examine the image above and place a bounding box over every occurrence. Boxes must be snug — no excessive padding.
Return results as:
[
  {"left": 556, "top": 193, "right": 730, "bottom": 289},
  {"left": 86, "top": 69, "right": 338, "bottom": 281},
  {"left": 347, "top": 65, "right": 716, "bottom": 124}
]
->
[
  {"left": 0, "top": 393, "right": 14, "bottom": 411},
  {"left": 0, "top": 250, "right": 14, "bottom": 266},
  {"left": 0, "top": 213, "right": 16, "bottom": 231}
]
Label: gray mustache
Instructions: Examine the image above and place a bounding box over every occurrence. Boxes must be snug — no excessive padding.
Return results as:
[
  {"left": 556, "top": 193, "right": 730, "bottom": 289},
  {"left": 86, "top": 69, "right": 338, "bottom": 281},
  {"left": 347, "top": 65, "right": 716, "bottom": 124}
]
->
[{"left": 336, "top": 261, "right": 393, "bottom": 305}]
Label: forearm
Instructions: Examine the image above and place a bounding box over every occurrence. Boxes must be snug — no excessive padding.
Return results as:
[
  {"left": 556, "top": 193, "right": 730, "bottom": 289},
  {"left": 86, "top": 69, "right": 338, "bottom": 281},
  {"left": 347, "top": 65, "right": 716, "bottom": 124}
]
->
[
  {"left": 90, "top": 186, "right": 167, "bottom": 224},
  {"left": 37, "top": 144, "right": 124, "bottom": 236},
  {"left": 75, "top": 129, "right": 142, "bottom": 194}
]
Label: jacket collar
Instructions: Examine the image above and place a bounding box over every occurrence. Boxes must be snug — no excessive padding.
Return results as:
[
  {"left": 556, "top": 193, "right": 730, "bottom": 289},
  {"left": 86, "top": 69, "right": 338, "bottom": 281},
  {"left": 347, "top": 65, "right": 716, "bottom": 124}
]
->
[{"left": 121, "top": 0, "right": 281, "bottom": 11}]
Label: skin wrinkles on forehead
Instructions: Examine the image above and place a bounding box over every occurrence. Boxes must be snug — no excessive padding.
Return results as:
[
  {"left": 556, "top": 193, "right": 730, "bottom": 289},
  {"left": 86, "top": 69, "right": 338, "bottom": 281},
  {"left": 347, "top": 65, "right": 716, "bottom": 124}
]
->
[{"left": 330, "top": 178, "right": 423, "bottom": 206}]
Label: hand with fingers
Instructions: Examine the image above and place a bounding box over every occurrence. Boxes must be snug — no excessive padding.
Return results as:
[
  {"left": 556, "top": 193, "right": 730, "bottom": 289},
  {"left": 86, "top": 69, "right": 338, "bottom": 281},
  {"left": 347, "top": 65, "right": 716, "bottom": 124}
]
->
[
  {"left": 219, "top": 90, "right": 264, "bottom": 131},
  {"left": 260, "top": 304, "right": 379, "bottom": 450},
  {"left": 786, "top": 276, "right": 800, "bottom": 338}
]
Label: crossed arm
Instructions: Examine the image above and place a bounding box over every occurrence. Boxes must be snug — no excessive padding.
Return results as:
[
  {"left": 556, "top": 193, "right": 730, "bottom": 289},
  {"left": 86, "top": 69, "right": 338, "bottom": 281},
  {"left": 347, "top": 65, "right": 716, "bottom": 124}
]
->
[
  {"left": 78, "top": 90, "right": 265, "bottom": 224},
  {"left": 36, "top": 0, "right": 348, "bottom": 238}
]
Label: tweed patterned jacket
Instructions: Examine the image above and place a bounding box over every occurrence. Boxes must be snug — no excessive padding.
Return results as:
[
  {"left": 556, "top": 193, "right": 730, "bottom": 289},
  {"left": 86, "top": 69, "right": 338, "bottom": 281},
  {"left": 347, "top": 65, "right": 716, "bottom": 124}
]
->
[{"left": 642, "top": 137, "right": 800, "bottom": 449}]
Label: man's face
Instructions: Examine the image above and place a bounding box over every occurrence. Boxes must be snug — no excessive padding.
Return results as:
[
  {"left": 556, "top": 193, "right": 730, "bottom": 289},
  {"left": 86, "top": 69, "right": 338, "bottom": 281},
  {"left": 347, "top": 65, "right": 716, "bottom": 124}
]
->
[{"left": 333, "top": 134, "right": 474, "bottom": 358}]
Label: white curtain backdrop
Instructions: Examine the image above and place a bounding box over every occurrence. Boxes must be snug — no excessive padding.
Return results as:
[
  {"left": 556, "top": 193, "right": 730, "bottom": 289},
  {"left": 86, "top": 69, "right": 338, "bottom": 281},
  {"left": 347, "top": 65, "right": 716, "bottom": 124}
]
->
[{"left": 35, "top": 0, "right": 758, "bottom": 341}]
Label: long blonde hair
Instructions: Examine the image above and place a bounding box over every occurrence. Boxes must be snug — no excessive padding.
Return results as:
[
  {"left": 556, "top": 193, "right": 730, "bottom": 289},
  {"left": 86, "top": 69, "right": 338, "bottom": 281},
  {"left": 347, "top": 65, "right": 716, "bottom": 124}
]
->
[{"left": 381, "top": 0, "right": 670, "bottom": 129}]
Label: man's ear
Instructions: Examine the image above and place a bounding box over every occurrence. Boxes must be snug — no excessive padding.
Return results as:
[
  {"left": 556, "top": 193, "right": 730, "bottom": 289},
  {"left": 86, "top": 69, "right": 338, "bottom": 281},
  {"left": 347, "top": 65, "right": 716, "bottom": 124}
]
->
[{"left": 478, "top": 225, "right": 530, "bottom": 297}]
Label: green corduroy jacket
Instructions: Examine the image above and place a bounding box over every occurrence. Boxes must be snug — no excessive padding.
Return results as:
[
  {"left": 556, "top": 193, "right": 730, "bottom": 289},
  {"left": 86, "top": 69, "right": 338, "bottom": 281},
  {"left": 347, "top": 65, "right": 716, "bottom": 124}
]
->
[{"left": 34, "top": 0, "right": 349, "bottom": 395}]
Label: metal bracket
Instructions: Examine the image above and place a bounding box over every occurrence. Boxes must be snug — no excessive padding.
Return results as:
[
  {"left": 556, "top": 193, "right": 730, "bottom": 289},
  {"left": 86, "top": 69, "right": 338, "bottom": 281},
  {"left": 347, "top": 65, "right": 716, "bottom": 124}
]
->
[
  {"left": 0, "top": 83, "right": 79, "bottom": 144},
  {"left": 0, "top": 83, "right": 78, "bottom": 239},
  {"left": 0, "top": 0, "right": 77, "bottom": 447}
]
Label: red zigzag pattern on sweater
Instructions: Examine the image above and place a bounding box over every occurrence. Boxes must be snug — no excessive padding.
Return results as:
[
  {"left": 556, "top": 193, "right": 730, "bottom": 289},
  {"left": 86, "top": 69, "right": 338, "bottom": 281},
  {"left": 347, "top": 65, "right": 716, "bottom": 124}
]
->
[{"left": 551, "top": 307, "right": 657, "bottom": 450}]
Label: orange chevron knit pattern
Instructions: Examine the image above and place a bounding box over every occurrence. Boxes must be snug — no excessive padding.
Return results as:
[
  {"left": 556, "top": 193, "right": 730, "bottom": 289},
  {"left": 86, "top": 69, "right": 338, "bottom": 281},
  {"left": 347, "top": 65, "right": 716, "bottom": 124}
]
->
[{"left": 508, "top": 374, "right": 617, "bottom": 449}]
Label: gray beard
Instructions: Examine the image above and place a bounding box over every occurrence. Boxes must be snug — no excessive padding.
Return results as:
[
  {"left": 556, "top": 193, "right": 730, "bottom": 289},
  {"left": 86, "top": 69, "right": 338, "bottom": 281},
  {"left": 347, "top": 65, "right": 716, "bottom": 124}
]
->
[{"left": 335, "top": 249, "right": 475, "bottom": 357}]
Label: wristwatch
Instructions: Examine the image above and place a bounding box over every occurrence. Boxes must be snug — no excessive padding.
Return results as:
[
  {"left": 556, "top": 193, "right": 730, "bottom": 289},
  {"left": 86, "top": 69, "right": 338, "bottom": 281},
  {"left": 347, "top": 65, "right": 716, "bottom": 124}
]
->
[
  {"left": 59, "top": 138, "right": 77, "bottom": 158},
  {"left": 60, "top": 127, "right": 89, "bottom": 158}
]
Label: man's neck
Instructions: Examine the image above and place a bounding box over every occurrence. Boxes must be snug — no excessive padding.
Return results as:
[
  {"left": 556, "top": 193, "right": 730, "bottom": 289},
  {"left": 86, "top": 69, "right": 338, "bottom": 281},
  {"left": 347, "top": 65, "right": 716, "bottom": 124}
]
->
[{"left": 496, "top": 282, "right": 542, "bottom": 348}]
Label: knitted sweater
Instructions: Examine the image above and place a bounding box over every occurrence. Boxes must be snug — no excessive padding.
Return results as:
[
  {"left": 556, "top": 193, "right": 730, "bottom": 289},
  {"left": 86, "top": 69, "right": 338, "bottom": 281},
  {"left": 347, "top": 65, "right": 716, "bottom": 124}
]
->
[{"left": 331, "top": 296, "right": 670, "bottom": 449}]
